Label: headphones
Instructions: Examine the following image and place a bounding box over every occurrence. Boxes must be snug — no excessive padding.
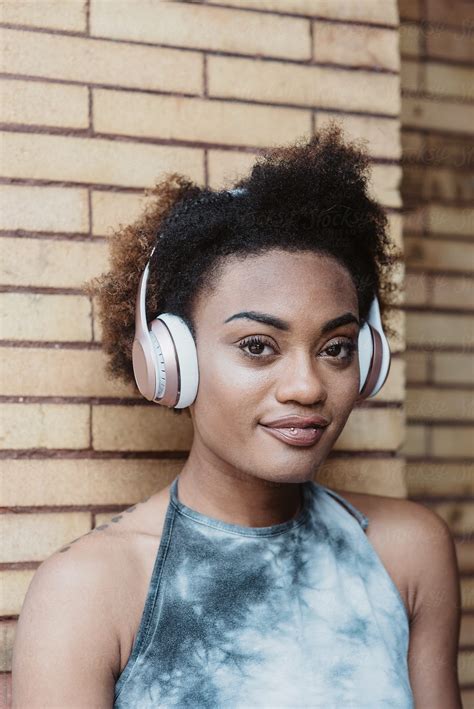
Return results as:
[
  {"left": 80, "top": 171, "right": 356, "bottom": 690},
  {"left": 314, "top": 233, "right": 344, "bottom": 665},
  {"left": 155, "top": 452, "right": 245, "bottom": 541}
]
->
[{"left": 132, "top": 191, "right": 391, "bottom": 408}]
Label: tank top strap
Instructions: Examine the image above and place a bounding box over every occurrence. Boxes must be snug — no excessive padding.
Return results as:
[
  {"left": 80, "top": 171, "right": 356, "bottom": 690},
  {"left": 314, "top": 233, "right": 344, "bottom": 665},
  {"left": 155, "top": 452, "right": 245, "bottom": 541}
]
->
[{"left": 315, "top": 482, "right": 370, "bottom": 531}]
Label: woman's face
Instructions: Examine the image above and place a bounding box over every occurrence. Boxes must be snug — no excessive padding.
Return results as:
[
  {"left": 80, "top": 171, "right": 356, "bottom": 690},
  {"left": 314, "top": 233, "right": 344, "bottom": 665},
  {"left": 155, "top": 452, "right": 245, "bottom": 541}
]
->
[{"left": 188, "top": 249, "right": 361, "bottom": 484}]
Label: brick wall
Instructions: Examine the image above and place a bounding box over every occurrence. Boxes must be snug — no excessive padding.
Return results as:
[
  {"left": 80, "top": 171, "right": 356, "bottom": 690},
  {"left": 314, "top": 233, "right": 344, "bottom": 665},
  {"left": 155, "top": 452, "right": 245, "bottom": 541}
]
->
[
  {"left": 398, "top": 0, "right": 474, "bottom": 702},
  {"left": 1, "top": 0, "right": 405, "bottom": 701}
]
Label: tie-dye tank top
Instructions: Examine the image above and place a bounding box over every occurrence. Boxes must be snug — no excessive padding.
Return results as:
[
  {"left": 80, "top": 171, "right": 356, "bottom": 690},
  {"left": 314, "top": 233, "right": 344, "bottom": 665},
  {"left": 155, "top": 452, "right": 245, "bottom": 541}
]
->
[{"left": 113, "top": 475, "right": 414, "bottom": 708}]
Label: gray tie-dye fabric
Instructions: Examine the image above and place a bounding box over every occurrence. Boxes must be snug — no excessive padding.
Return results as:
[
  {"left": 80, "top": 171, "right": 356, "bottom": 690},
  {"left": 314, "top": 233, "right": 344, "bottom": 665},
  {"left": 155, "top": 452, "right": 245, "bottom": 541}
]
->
[{"left": 114, "top": 476, "right": 414, "bottom": 708}]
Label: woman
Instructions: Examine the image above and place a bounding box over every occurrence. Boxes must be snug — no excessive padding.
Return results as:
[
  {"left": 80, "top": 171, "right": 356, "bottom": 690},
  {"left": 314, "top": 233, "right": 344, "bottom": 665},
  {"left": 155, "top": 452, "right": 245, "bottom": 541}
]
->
[{"left": 12, "top": 123, "right": 462, "bottom": 708}]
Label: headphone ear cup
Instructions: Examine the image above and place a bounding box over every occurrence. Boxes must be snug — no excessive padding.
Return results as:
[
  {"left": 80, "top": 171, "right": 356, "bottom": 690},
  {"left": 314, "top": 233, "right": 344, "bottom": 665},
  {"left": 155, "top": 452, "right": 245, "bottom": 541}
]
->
[
  {"left": 156, "top": 313, "right": 199, "bottom": 409},
  {"left": 357, "top": 321, "right": 373, "bottom": 397},
  {"left": 356, "top": 296, "right": 392, "bottom": 400},
  {"left": 132, "top": 328, "right": 158, "bottom": 401},
  {"left": 132, "top": 249, "right": 199, "bottom": 408}
]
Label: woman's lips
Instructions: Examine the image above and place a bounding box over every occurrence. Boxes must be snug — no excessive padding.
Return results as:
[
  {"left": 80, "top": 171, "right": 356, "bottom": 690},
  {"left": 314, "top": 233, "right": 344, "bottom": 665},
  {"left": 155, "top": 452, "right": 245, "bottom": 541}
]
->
[{"left": 259, "top": 424, "right": 325, "bottom": 447}]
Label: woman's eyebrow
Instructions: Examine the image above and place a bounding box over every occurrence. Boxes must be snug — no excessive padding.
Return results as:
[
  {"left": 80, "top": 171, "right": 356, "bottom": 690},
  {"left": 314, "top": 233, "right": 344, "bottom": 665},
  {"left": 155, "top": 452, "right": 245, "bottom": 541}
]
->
[{"left": 223, "top": 310, "right": 359, "bottom": 333}]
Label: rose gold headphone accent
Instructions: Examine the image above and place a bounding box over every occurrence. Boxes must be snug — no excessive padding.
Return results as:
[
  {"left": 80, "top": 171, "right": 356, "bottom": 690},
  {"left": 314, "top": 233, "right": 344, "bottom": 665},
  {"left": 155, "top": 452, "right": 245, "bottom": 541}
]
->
[
  {"left": 359, "top": 325, "right": 384, "bottom": 400},
  {"left": 133, "top": 249, "right": 181, "bottom": 405},
  {"left": 149, "top": 319, "right": 180, "bottom": 406}
]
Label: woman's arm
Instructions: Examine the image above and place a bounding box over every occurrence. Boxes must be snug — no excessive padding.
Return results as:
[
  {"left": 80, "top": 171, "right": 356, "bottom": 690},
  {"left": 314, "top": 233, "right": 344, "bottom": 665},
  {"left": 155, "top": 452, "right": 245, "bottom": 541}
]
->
[
  {"left": 406, "top": 503, "right": 463, "bottom": 709},
  {"left": 11, "top": 543, "right": 121, "bottom": 708}
]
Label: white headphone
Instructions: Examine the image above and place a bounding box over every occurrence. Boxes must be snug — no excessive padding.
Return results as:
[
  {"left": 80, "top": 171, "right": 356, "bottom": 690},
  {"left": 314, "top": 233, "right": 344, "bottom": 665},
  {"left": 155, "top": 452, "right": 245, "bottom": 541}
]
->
[{"left": 132, "top": 190, "right": 391, "bottom": 408}]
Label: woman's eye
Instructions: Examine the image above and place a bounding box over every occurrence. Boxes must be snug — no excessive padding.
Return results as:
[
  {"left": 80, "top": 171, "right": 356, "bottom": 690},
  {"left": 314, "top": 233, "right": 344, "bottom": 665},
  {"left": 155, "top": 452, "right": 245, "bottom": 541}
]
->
[
  {"left": 238, "top": 337, "right": 357, "bottom": 361},
  {"left": 322, "top": 339, "right": 357, "bottom": 361},
  {"left": 238, "top": 336, "right": 276, "bottom": 359}
]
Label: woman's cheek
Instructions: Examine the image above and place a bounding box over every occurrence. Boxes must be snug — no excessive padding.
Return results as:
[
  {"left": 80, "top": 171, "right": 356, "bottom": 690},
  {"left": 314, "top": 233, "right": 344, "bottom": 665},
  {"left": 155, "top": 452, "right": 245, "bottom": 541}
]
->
[{"left": 195, "top": 350, "right": 242, "bottom": 413}]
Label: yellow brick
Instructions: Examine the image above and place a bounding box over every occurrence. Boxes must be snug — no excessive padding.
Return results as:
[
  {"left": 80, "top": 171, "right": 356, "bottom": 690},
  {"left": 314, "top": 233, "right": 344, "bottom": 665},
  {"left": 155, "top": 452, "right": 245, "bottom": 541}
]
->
[
  {"left": 0, "top": 512, "right": 91, "bottom": 562},
  {"left": 461, "top": 688, "right": 474, "bottom": 709},
  {"left": 390, "top": 259, "right": 405, "bottom": 306},
  {"left": 0, "top": 621, "right": 15, "bottom": 672},
  {"left": 92, "top": 404, "right": 193, "bottom": 452},
  {"left": 402, "top": 96, "right": 474, "bottom": 134},
  {"left": 374, "top": 358, "right": 404, "bottom": 402},
  {"left": 90, "top": 0, "right": 311, "bottom": 60},
  {"left": 91, "top": 295, "right": 103, "bottom": 343},
  {"left": 457, "top": 541, "right": 474, "bottom": 574},
  {"left": 0, "top": 672, "right": 10, "bottom": 702},
  {"left": 1, "top": 458, "right": 182, "bottom": 507},
  {"left": 425, "top": 133, "right": 473, "bottom": 170},
  {"left": 399, "top": 24, "right": 421, "bottom": 55},
  {"left": 405, "top": 236, "right": 474, "bottom": 274},
  {"left": 430, "top": 502, "right": 474, "bottom": 536},
  {"left": 0, "top": 570, "right": 34, "bottom": 615},
  {"left": 207, "top": 0, "right": 398, "bottom": 24},
  {"left": 433, "top": 352, "right": 474, "bottom": 386},
  {"left": 405, "top": 351, "right": 429, "bottom": 384},
  {"left": 427, "top": 205, "right": 474, "bottom": 238},
  {"left": 208, "top": 55, "right": 400, "bottom": 115},
  {"left": 1, "top": 403, "right": 90, "bottom": 450},
  {"left": 0, "top": 185, "right": 89, "bottom": 233},
  {"left": 335, "top": 408, "right": 404, "bottom": 452},
  {"left": 459, "top": 651, "right": 474, "bottom": 684},
  {"left": 406, "top": 387, "right": 473, "bottom": 422},
  {"left": 93, "top": 88, "right": 311, "bottom": 148},
  {"left": 0, "top": 293, "right": 92, "bottom": 341},
  {"left": 0, "top": 79, "right": 88, "bottom": 129},
  {"left": 432, "top": 275, "right": 474, "bottom": 310},
  {"left": 206, "top": 0, "right": 317, "bottom": 12},
  {"left": 461, "top": 612, "right": 474, "bottom": 645},
  {"left": 425, "top": 62, "right": 474, "bottom": 102},
  {"left": 318, "top": 0, "right": 398, "bottom": 24},
  {"left": 94, "top": 512, "right": 117, "bottom": 526},
  {"left": 92, "top": 191, "right": 147, "bottom": 236},
  {"left": 426, "top": 0, "right": 474, "bottom": 27},
  {"left": 0, "top": 237, "right": 108, "bottom": 289},
  {"left": 1, "top": 131, "right": 204, "bottom": 188},
  {"left": 0, "top": 27, "right": 202, "bottom": 94},
  {"left": 462, "top": 580, "right": 474, "bottom": 612},
  {"left": 387, "top": 212, "right": 403, "bottom": 251},
  {"left": 403, "top": 206, "right": 425, "bottom": 236},
  {"left": 316, "top": 457, "right": 406, "bottom": 497},
  {"left": 0, "top": 347, "right": 138, "bottom": 398},
  {"left": 399, "top": 0, "right": 421, "bottom": 21},
  {"left": 368, "top": 164, "right": 401, "bottom": 208},
  {"left": 401, "top": 61, "right": 420, "bottom": 92},
  {"left": 406, "top": 462, "right": 474, "bottom": 496},
  {"left": 314, "top": 113, "right": 400, "bottom": 160},
  {"left": 404, "top": 272, "right": 428, "bottom": 305},
  {"left": 0, "top": 0, "right": 86, "bottom": 31},
  {"left": 400, "top": 424, "right": 427, "bottom": 457},
  {"left": 427, "top": 27, "right": 474, "bottom": 64},
  {"left": 417, "top": 165, "right": 474, "bottom": 204},
  {"left": 207, "top": 149, "right": 259, "bottom": 190},
  {"left": 401, "top": 164, "right": 424, "bottom": 201},
  {"left": 406, "top": 312, "right": 474, "bottom": 348},
  {"left": 401, "top": 130, "right": 424, "bottom": 164},
  {"left": 385, "top": 308, "right": 405, "bottom": 354},
  {"left": 313, "top": 22, "right": 399, "bottom": 71},
  {"left": 432, "top": 426, "right": 474, "bottom": 459},
  {"left": 409, "top": 164, "right": 473, "bottom": 206}
]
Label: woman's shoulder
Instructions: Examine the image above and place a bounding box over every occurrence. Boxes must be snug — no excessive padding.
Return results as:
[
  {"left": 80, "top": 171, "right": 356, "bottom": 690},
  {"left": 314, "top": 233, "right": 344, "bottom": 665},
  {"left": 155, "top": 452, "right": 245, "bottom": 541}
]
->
[
  {"left": 21, "top": 485, "right": 174, "bottom": 680},
  {"left": 328, "top": 485, "right": 454, "bottom": 623},
  {"left": 55, "top": 482, "right": 172, "bottom": 554}
]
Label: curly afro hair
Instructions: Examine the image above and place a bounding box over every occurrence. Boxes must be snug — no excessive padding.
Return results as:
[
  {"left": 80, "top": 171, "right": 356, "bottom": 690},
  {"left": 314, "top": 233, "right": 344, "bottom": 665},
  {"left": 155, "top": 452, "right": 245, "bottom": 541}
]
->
[{"left": 83, "top": 120, "right": 401, "bottom": 413}]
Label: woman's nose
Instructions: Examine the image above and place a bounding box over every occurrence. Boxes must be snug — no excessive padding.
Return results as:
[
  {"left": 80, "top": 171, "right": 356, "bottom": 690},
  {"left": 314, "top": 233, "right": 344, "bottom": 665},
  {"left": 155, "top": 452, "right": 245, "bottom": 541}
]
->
[{"left": 274, "top": 352, "right": 328, "bottom": 405}]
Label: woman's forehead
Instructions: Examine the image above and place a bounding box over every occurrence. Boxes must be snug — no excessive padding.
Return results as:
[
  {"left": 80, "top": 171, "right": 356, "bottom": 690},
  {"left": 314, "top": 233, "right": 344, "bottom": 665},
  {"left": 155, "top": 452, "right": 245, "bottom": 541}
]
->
[
  {"left": 216, "top": 250, "right": 354, "bottom": 299},
  {"left": 221, "top": 249, "right": 351, "bottom": 284},
  {"left": 196, "top": 250, "right": 358, "bottom": 325}
]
